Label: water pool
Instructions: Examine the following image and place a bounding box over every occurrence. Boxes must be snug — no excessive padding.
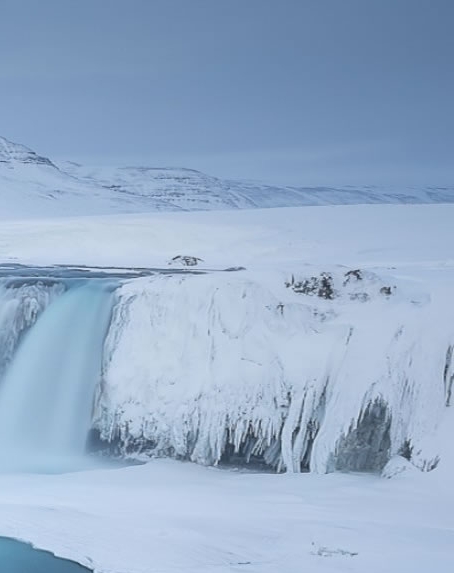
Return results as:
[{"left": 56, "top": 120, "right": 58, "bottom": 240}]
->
[{"left": 0, "top": 537, "right": 91, "bottom": 572}]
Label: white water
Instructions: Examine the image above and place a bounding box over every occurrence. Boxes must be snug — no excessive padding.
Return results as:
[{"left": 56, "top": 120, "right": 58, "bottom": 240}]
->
[{"left": 0, "top": 282, "right": 113, "bottom": 470}]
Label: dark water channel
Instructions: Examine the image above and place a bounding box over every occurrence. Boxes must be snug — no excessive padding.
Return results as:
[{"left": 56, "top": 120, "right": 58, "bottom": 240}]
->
[{"left": 0, "top": 262, "right": 206, "bottom": 280}]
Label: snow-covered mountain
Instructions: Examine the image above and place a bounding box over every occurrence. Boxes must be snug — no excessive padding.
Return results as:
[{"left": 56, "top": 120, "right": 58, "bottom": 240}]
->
[{"left": 1, "top": 135, "right": 453, "bottom": 219}]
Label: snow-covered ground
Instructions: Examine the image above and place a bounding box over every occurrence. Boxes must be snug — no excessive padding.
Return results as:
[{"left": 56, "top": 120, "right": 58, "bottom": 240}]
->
[
  {"left": 0, "top": 200, "right": 453, "bottom": 571},
  {"left": 0, "top": 459, "right": 452, "bottom": 573},
  {"left": 0, "top": 202, "right": 452, "bottom": 269}
]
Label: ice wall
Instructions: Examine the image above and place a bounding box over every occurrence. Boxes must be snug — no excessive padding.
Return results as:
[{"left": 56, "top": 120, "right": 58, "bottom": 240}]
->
[{"left": 94, "top": 270, "right": 453, "bottom": 473}]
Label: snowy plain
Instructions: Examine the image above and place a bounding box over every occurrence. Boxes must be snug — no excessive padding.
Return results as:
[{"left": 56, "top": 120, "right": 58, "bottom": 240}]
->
[
  {"left": 0, "top": 459, "right": 452, "bottom": 573},
  {"left": 0, "top": 203, "right": 453, "bottom": 572}
]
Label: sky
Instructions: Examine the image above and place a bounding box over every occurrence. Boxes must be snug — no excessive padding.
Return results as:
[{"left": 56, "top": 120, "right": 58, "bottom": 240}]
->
[{"left": 0, "top": 0, "right": 453, "bottom": 186}]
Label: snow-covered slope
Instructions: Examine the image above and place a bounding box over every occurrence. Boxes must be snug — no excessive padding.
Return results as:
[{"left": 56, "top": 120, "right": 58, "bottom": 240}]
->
[
  {"left": 1, "top": 135, "right": 453, "bottom": 219},
  {"left": 0, "top": 137, "right": 56, "bottom": 167},
  {"left": 0, "top": 136, "right": 164, "bottom": 219}
]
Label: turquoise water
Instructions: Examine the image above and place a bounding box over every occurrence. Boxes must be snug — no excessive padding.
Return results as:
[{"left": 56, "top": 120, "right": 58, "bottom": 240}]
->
[
  {"left": 0, "top": 537, "right": 91, "bottom": 572},
  {"left": 0, "top": 281, "right": 114, "bottom": 472}
]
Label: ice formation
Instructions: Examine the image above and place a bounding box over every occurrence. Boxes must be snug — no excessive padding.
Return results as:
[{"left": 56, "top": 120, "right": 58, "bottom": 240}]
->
[
  {"left": 92, "top": 268, "right": 453, "bottom": 474},
  {"left": 0, "top": 265, "right": 450, "bottom": 475}
]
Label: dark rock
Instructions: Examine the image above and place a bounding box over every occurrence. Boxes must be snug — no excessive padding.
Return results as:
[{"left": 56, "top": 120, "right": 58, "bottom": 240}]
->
[
  {"left": 343, "top": 269, "right": 363, "bottom": 285},
  {"left": 332, "top": 398, "right": 391, "bottom": 472},
  {"left": 169, "top": 255, "right": 204, "bottom": 267},
  {"left": 380, "top": 286, "right": 393, "bottom": 296},
  {"left": 286, "top": 272, "right": 336, "bottom": 300}
]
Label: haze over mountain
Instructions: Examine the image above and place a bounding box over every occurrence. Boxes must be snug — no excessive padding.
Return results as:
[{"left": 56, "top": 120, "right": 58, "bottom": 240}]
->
[{"left": 1, "top": 135, "right": 453, "bottom": 220}]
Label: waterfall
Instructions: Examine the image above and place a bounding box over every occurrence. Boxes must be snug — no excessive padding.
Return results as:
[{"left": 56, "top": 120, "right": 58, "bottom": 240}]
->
[
  {"left": 0, "top": 280, "right": 64, "bottom": 378},
  {"left": 0, "top": 281, "right": 113, "bottom": 470}
]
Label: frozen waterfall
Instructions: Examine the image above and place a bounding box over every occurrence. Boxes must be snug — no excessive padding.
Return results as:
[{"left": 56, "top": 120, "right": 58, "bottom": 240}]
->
[
  {"left": 0, "top": 265, "right": 451, "bottom": 476},
  {"left": 0, "top": 281, "right": 113, "bottom": 470},
  {"left": 93, "top": 271, "right": 454, "bottom": 474}
]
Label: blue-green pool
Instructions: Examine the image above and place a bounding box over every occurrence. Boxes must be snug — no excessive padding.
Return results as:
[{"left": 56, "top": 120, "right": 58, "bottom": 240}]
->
[{"left": 0, "top": 537, "right": 91, "bottom": 572}]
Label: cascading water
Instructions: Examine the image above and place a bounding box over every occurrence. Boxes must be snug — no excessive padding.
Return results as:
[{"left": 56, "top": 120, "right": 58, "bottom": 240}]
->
[
  {"left": 0, "top": 281, "right": 113, "bottom": 471},
  {"left": 0, "top": 280, "right": 64, "bottom": 378}
]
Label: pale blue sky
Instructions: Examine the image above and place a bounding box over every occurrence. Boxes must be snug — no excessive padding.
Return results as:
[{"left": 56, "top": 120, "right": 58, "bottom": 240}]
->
[{"left": 0, "top": 0, "right": 452, "bottom": 185}]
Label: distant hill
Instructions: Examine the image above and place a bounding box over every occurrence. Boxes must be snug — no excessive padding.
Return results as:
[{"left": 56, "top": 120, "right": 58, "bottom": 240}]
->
[{"left": 1, "top": 135, "right": 453, "bottom": 219}]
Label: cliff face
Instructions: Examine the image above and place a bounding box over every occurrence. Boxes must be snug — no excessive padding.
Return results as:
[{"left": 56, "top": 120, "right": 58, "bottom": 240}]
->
[
  {"left": 92, "top": 267, "right": 452, "bottom": 474},
  {"left": 0, "top": 261, "right": 451, "bottom": 475}
]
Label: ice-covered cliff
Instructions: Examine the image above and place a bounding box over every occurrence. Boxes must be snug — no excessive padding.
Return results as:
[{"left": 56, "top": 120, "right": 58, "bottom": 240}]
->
[
  {"left": 92, "top": 266, "right": 453, "bottom": 474},
  {"left": 0, "top": 263, "right": 451, "bottom": 475}
]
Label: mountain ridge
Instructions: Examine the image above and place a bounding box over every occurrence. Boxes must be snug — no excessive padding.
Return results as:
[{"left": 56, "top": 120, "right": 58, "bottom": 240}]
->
[{"left": 1, "top": 135, "right": 453, "bottom": 219}]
